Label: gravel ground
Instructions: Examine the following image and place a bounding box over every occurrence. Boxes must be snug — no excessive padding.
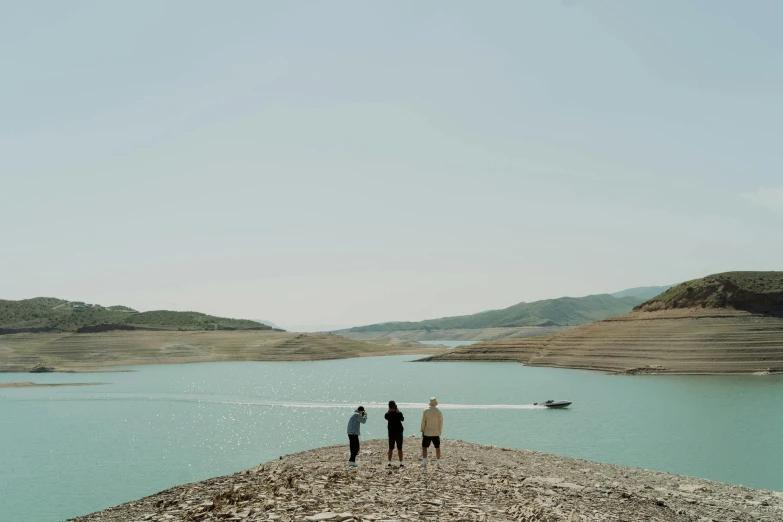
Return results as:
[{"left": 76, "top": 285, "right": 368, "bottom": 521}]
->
[{"left": 71, "top": 439, "right": 783, "bottom": 522}]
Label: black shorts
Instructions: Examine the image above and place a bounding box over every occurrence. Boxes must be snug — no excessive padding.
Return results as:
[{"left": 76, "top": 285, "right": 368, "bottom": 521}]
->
[
  {"left": 422, "top": 435, "right": 440, "bottom": 449},
  {"left": 388, "top": 432, "right": 403, "bottom": 450}
]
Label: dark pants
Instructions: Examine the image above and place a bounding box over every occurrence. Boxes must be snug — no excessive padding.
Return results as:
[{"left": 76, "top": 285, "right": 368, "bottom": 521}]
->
[
  {"left": 388, "top": 432, "right": 403, "bottom": 450},
  {"left": 422, "top": 435, "right": 440, "bottom": 449},
  {"left": 348, "top": 434, "right": 360, "bottom": 462}
]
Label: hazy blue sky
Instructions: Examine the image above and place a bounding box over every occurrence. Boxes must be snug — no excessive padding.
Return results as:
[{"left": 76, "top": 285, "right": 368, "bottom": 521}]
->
[{"left": 2, "top": 1, "right": 782, "bottom": 330}]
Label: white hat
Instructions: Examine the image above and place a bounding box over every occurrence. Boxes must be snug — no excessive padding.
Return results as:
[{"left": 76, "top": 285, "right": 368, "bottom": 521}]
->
[{"left": 428, "top": 397, "right": 438, "bottom": 407}]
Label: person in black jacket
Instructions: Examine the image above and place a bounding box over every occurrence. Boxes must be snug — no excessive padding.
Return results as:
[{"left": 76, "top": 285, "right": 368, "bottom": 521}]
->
[{"left": 385, "top": 400, "right": 405, "bottom": 467}]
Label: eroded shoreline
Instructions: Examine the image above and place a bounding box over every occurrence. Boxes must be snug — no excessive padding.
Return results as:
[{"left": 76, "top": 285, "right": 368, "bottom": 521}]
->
[
  {"left": 0, "top": 331, "right": 446, "bottom": 373},
  {"left": 0, "top": 381, "right": 109, "bottom": 388},
  {"left": 420, "top": 310, "right": 783, "bottom": 375}
]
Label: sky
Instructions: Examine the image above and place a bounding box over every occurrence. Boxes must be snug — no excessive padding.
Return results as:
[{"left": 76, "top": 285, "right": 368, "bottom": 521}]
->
[{"left": 2, "top": 1, "right": 782, "bottom": 331}]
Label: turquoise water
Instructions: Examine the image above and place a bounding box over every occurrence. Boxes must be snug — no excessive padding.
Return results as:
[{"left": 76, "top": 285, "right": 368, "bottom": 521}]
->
[{"left": 2, "top": 356, "right": 782, "bottom": 521}]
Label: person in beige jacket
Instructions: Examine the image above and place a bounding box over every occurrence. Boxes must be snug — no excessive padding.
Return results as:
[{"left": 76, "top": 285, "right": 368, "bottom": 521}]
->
[{"left": 420, "top": 397, "right": 443, "bottom": 468}]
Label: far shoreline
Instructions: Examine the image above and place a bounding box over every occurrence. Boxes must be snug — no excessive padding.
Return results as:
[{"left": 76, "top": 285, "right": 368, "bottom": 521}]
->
[
  {"left": 0, "top": 354, "right": 440, "bottom": 374},
  {"left": 5, "top": 327, "right": 781, "bottom": 376},
  {"left": 0, "top": 330, "right": 447, "bottom": 373},
  {"left": 0, "top": 381, "right": 109, "bottom": 388},
  {"left": 415, "top": 356, "right": 783, "bottom": 376},
  {"left": 5, "top": 351, "right": 782, "bottom": 376}
]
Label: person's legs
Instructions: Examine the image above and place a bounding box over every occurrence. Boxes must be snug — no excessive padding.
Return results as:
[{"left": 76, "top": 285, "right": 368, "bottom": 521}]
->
[
  {"left": 348, "top": 434, "right": 360, "bottom": 464},
  {"left": 433, "top": 437, "right": 441, "bottom": 465},
  {"left": 397, "top": 435, "right": 404, "bottom": 463},
  {"left": 421, "top": 436, "right": 431, "bottom": 466},
  {"left": 387, "top": 436, "right": 394, "bottom": 465}
]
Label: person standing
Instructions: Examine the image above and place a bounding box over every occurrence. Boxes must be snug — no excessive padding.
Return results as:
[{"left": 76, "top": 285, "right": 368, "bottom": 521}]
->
[
  {"left": 420, "top": 397, "right": 443, "bottom": 468},
  {"left": 384, "top": 400, "right": 405, "bottom": 467},
  {"left": 346, "top": 406, "right": 367, "bottom": 467}
]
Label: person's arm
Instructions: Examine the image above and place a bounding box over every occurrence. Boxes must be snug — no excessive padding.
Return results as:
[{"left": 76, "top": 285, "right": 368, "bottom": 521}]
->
[
  {"left": 359, "top": 413, "right": 367, "bottom": 424},
  {"left": 399, "top": 411, "right": 404, "bottom": 422},
  {"left": 438, "top": 411, "right": 443, "bottom": 433},
  {"left": 421, "top": 412, "right": 427, "bottom": 433},
  {"left": 384, "top": 411, "right": 390, "bottom": 420}
]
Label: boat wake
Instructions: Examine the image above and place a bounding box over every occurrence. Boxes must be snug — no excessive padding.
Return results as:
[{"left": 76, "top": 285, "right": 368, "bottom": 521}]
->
[{"left": 12, "top": 393, "right": 546, "bottom": 410}]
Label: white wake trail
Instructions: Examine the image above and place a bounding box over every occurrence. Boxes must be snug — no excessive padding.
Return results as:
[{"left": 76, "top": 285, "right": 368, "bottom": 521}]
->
[{"left": 17, "top": 394, "right": 547, "bottom": 409}]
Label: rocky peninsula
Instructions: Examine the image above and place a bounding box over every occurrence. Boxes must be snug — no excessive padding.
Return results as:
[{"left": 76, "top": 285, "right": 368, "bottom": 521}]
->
[
  {"left": 71, "top": 439, "right": 782, "bottom": 521},
  {"left": 421, "top": 272, "right": 783, "bottom": 375}
]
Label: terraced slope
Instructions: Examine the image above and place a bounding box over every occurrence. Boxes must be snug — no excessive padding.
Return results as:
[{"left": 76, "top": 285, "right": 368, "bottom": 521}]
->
[{"left": 421, "top": 272, "right": 783, "bottom": 374}]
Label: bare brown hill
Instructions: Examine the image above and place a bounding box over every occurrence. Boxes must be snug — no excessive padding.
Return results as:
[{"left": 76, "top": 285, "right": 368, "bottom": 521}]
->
[
  {"left": 0, "top": 331, "right": 444, "bottom": 372},
  {"left": 421, "top": 272, "right": 783, "bottom": 374}
]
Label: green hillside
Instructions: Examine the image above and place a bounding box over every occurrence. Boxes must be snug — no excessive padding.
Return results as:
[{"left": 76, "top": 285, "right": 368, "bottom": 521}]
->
[
  {"left": 348, "top": 294, "right": 644, "bottom": 332},
  {"left": 638, "top": 271, "right": 783, "bottom": 313},
  {"left": 0, "top": 298, "right": 272, "bottom": 333},
  {"left": 124, "top": 311, "right": 266, "bottom": 331}
]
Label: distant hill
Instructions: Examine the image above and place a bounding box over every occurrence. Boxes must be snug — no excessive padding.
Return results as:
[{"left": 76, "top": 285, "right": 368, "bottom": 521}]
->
[
  {"left": 347, "top": 294, "right": 645, "bottom": 332},
  {"left": 611, "top": 285, "right": 673, "bottom": 301},
  {"left": 254, "top": 319, "right": 281, "bottom": 329},
  {"left": 0, "top": 297, "right": 272, "bottom": 333}
]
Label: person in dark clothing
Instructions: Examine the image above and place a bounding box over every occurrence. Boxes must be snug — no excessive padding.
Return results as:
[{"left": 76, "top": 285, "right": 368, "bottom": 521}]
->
[
  {"left": 384, "top": 400, "right": 405, "bottom": 467},
  {"left": 346, "top": 406, "right": 366, "bottom": 467}
]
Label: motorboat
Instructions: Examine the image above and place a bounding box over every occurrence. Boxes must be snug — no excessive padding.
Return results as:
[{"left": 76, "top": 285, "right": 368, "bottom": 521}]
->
[{"left": 534, "top": 399, "right": 572, "bottom": 409}]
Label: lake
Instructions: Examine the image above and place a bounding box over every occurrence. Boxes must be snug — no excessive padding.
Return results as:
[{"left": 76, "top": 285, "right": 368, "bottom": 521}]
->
[{"left": 2, "top": 355, "right": 782, "bottom": 521}]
